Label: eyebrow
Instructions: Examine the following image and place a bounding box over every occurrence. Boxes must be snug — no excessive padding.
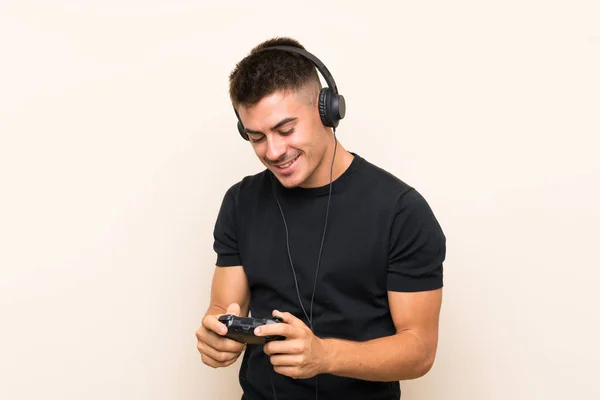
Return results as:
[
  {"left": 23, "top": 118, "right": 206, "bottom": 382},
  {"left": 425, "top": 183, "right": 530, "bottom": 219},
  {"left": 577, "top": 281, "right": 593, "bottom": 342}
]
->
[{"left": 244, "top": 117, "right": 298, "bottom": 135}]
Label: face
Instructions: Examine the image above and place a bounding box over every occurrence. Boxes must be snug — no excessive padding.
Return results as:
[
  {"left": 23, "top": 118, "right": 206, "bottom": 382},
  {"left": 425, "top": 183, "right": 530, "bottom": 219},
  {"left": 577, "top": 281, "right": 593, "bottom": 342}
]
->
[{"left": 236, "top": 88, "right": 331, "bottom": 189}]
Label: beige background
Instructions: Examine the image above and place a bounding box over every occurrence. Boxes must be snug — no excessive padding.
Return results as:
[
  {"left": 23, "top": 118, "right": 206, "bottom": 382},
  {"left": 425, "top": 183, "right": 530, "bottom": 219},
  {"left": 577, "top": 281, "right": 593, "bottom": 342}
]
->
[{"left": 1, "top": 1, "right": 599, "bottom": 399}]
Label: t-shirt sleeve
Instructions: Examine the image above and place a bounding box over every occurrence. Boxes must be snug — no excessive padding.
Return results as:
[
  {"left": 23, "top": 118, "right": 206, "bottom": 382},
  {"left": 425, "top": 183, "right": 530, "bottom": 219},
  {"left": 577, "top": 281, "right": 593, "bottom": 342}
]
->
[
  {"left": 387, "top": 188, "right": 446, "bottom": 292},
  {"left": 212, "top": 184, "right": 243, "bottom": 267}
]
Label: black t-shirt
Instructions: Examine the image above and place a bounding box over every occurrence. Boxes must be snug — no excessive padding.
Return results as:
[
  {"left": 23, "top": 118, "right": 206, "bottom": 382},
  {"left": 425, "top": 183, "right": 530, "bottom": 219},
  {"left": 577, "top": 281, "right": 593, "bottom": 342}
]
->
[{"left": 213, "top": 153, "right": 446, "bottom": 400}]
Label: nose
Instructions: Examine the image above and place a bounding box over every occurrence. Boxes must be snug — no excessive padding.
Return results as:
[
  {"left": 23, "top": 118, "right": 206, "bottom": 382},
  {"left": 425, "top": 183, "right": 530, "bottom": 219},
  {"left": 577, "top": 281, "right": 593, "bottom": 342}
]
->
[{"left": 265, "top": 134, "right": 287, "bottom": 163}]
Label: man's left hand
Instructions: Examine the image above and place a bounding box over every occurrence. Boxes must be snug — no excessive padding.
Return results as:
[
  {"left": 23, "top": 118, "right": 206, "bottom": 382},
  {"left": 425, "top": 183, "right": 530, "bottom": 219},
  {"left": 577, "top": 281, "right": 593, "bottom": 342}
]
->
[{"left": 254, "top": 310, "right": 329, "bottom": 379}]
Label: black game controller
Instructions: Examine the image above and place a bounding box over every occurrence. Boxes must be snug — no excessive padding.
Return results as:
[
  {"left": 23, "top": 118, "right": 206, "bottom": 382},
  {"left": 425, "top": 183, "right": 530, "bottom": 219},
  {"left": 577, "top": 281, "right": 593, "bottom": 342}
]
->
[{"left": 218, "top": 314, "right": 286, "bottom": 344}]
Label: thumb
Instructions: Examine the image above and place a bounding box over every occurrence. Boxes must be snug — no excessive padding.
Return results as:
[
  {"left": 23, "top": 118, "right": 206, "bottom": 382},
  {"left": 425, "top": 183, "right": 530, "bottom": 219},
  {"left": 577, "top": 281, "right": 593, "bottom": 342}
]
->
[
  {"left": 273, "top": 309, "right": 306, "bottom": 328},
  {"left": 226, "top": 303, "right": 241, "bottom": 316}
]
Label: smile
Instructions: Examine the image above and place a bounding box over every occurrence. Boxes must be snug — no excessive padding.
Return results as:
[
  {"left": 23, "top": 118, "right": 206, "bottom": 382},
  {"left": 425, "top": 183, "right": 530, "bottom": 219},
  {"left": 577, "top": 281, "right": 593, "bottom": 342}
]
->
[{"left": 274, "top": 155, "right": 300, "bottom": 170}]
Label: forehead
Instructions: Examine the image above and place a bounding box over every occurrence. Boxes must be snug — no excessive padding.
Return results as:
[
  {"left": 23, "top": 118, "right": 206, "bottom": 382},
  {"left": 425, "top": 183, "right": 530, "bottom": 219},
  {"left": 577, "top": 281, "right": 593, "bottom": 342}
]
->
[{"left": 237, "top": 88, "right": 315, "bottom": 123}]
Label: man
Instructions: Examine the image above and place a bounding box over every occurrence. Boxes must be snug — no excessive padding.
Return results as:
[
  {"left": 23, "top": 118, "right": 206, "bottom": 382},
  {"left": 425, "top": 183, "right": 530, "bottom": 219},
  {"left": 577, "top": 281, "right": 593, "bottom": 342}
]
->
[{"left": 196, "top": 37, "right": 446, "bottom": 400}]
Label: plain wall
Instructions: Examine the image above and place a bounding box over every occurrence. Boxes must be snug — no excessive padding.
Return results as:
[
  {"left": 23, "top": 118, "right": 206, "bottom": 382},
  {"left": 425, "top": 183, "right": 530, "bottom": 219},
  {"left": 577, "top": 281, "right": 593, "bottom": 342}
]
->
[{"left": 1, "top": 1, "right": 599, "bottom": 399}]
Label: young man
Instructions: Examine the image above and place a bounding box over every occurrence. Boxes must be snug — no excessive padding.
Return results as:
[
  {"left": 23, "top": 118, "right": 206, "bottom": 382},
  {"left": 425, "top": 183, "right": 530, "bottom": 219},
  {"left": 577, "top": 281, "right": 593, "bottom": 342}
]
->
[{"left": 196, "top": 37, "right": 446, "bottom": 400}]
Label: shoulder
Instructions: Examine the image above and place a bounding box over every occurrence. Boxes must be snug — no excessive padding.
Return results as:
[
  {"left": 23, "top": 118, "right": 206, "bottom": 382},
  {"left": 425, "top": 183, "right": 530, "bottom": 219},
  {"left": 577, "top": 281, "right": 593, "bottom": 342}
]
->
[
  {"left": 358, "top": 156, "right": 412, "bottom": 191},
  {"left": 353, "top": 154, "right": 443, "bottom": 226},
  {"left": 214, "top": 169, "right": 271, "bottom": 233},
  {"left": 220, "top": 168, "right": 271, "bottom": 205},
  {"left": 351, "top": 154, "right": 416, "bottom": 205}
]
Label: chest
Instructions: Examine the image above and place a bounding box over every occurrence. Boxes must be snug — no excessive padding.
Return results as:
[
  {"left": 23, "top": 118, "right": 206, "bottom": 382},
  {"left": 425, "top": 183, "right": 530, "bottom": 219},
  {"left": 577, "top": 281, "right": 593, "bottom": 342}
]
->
[{"left": 238, "top": 195, "right": 391, "bottom": 299}]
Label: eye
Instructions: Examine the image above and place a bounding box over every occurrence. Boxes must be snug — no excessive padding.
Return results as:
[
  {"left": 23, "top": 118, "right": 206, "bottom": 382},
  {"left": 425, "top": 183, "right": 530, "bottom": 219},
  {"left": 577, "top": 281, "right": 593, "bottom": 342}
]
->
[
  {"left": 249, "top": 135, "right": 265, "bottom": 143},
  {"left": 279, "top": 128, "right": 295, "bottom": 136}
]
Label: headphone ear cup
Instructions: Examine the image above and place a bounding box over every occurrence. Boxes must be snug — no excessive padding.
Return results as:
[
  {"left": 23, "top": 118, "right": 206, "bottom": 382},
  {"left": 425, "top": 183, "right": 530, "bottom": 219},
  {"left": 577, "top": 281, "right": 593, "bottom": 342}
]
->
[
  {"left": 319, "top": 88, "right": 346, "bottom": 128},
  {"left": 237, "top": 120, "right": 248, "bottom": 141},
  {"left": 318, "top": 88, "right": 333, "bottom": 127}
]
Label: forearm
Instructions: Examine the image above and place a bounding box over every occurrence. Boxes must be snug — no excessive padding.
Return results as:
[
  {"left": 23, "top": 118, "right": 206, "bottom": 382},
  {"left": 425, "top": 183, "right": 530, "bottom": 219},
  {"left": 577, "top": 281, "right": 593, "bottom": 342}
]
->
[
  {"left": 321, "top": 330, "right": 435, "bottom": 382},
  {"left": 206, "top": 304, "right": 228, "bottom": 315},
  {"left": 206, "top": 266, "right": 251, "bottom": 318}
]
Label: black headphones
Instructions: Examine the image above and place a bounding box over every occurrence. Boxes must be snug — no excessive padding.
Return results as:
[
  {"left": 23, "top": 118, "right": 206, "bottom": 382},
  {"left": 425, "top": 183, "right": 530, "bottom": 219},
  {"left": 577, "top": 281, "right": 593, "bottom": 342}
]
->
[{"left": 235, "top": 45, "right": 346, "bottom": 141}]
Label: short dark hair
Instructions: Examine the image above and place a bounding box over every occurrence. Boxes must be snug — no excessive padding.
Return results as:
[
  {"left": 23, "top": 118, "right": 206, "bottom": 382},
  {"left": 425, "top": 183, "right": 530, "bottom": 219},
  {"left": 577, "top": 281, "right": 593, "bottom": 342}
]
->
[{"left": 228, "top": 37, "right": 321, "bottom": 109}]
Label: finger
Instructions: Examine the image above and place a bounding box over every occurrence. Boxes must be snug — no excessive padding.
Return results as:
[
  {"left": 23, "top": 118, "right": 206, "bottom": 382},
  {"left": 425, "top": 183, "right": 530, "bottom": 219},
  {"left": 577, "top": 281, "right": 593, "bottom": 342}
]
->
[
  {"left": 272, "top": 310, "right": 306, "bottom": 328},
  {"left": 264, "top": 339, "right": 304, "bottom": 356},
  {"left": 254, "top": 322, "right": 295, "bottom": 339},
  {"left": 226, "top": 303, "right": 241, "bottom": 316},
  {"left": 202, "top": 314, "right": 228, "bottom": 336},
  {"left": 273, "top": 366, "right": 302, "bottom": 379},
  {"left": 269, "top": 353, "right": 304, "bottom": 367},
  {"left": 198, "top": 342, "right": 238, "bottom": 368},
  {"left": 254, "top": 312, "right": 307, "bottom": 339},
  {"left": 199, "top": 328, "right": 246, "bottom": 353},
  {"left": 200, "top": 351, "right": 238, "bottom": 369},
  {"left": 197, "top": 341, "right": 241, "bottom": 365}
]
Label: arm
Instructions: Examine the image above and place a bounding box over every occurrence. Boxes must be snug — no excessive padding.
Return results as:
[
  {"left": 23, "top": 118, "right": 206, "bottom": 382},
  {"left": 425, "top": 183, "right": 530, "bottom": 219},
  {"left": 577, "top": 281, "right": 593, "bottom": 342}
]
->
[
  {"left": 322, "top": 189, "right": 445, "bottom": 381},
  {"left": 196, "top": 265, "right": 251, "bottom": 369},
  {"left": 199, "top": 182, "right": 250, "bottom": 368},
  {"left": 258, "top": 289, "right": 442, "bottom": 381},
  {"left": 321, "top": 288, "right": 442, "bottom": 381},
  {"left": 205, "top": 265, "right": 251, "bottom": 318},
  {"left": 208, "top": 182, "right": 249, "bottom": 318}
]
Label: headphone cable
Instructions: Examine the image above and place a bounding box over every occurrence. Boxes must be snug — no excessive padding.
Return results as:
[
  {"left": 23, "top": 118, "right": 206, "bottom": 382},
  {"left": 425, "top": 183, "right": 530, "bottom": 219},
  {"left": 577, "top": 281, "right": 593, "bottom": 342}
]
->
[
  {"left": 272, "top": 129, "right": 337, "bottom": 329},
  {"left": 310, "top": 128, "right": 337, "bottom": 326},
  {"left": 271, "top": 127, "right": 337, "bottom": 400}
]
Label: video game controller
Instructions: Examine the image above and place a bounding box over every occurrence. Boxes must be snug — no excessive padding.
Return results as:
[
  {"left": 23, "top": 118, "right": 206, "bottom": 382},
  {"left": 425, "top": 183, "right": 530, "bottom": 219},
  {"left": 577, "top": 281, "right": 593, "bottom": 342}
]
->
[{"left": 218, "top": 314, "right": 286, "bottom": 344}]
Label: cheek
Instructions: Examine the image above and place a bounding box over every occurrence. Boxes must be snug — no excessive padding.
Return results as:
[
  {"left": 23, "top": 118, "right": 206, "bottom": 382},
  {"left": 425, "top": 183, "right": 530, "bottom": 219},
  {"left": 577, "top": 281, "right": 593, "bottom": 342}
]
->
[{"left": 288, "top": 132, "right": 312, "bottom": 153}]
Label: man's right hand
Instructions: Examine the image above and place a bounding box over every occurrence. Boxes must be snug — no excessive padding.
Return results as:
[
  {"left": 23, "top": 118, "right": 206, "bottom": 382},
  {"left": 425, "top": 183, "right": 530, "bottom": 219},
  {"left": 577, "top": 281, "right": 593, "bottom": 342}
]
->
[{"left": 196, "top": 303, "right": 247, "bottom": 368}]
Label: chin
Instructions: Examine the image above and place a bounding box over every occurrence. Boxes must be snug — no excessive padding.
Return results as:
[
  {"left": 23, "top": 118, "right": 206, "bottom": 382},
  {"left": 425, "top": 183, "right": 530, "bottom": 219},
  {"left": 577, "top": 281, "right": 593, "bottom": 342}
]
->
[
  {"left": 270, "top": 168, "right": 307, "bottom": 188},
  {"left": 275, "top": 175, "right": 304, "bottom": 189}
]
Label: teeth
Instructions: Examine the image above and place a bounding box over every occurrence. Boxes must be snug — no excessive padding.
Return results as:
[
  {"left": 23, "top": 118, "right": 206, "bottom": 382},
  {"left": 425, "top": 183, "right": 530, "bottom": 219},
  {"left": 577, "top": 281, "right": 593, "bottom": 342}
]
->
[{"left": 278, "top": 156, "right": 296, "bottom": 169}]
